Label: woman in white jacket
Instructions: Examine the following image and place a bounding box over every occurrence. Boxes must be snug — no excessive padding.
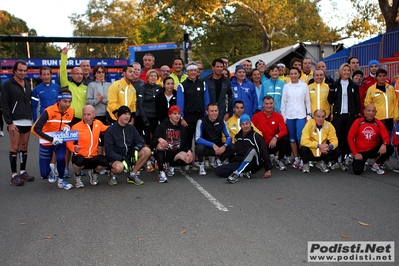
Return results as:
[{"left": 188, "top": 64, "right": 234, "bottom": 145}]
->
[{"left": 281, "top": 67, "right": 311, "bottom": 168}]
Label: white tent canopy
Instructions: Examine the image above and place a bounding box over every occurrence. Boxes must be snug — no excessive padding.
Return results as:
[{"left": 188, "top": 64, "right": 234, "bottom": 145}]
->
[{"left": 228, "top": 43, "right": 300, "bottom": 73}]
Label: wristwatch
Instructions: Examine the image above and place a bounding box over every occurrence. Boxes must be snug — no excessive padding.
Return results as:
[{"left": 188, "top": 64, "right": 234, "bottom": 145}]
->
[{"left": 274, "top": 134, "right": 279, "bottom": 139}]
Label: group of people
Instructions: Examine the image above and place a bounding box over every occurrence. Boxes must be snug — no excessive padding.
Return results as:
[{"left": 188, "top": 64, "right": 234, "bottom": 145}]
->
[{"left": 1, "top": 50, "right": 398, "bottom": 189}]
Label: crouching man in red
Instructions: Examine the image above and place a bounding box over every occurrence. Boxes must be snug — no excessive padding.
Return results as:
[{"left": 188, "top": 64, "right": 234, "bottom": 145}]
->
[{"left": 348, "top": 104, "right": 393, "bottom": 175}]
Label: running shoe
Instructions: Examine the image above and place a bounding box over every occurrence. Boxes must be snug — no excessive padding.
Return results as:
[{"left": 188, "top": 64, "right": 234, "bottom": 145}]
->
[{"left": 127, "top": 172, "right": 144, "bottom": 185}]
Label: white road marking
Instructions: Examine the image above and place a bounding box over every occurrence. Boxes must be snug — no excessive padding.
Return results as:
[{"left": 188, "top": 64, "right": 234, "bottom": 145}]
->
[{"left": 180, "top": 171, "right": 229, "bottom": 212}]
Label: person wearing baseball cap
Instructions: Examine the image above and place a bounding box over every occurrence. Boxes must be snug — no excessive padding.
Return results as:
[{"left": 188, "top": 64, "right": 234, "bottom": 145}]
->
[
  {"left": 104, "top": 105, "right": 151, "bottom": 186},
  {"left": 231, "top": 64, "right": 258, "bottom": 117},
  {"left": 150, "top": 105, "right": 193, "bottom": 183},
  {"left": 214, "top": 113, "right": 273, "bottom": 183}
]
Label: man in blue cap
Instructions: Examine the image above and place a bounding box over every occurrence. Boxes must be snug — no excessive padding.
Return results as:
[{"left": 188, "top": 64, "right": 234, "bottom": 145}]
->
[
  {"left": 362, "top": 60, "right": 391, "bottom": 91},
  {"left": 214, "top": 113, "right": 273, "bottom": 184}
]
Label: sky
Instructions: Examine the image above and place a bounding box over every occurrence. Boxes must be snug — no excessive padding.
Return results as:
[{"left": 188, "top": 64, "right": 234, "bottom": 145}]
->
[{"left": 1, "top": 0, "right": 364, "bottom": 53}]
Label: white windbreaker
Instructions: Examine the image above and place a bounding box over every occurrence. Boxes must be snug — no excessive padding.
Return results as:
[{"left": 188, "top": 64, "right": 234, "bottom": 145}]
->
[{"left": 281, "top": 80, "right": 311, "bottom": 120}]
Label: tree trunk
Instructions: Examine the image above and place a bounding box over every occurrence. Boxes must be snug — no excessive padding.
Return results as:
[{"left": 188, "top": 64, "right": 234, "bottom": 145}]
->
[{"left": 379, "top": 0, "right": 399, "bottom": 31}]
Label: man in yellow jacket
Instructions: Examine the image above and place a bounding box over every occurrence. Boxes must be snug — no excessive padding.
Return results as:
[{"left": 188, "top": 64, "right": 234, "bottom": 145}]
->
[
  {"left": 300, "top": 109, "right": 341, "bottom": 173},
  {"left": 106, "top": 65, "right": 137, "bottom": 124},
  {"left": 308, "top": 69, "right": 331, "bottom": 119},
  {"left": 364, "top": 68, "right": 399, "bottom": 133}
]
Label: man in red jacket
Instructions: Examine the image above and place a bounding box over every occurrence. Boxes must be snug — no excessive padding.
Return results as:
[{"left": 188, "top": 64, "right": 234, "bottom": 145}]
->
[
  {"left": 251, "top": 96, "right": 290, "bottom": 171},
  {"left": 347, "top": 104, "right": 393, "bottom": 175}
]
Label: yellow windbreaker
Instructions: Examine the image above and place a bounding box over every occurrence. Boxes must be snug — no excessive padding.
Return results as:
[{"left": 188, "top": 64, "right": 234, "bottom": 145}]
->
[
  {"left": 308, "top": 82, "right": 331, "bottom": 118},
  {"left": 300, "top": 119, "right": 338, "bottom": 157},
  {"left": 364, "top": 83, "right": 399, "bottom": 121},
  {"left": 106, "top": 78, "right": 137, "bottom": 121}
]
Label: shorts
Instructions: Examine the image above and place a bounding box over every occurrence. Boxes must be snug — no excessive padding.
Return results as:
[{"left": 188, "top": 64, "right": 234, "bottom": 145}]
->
[{"left": 11, "top": 125, "right": 32, "bottom": 133}]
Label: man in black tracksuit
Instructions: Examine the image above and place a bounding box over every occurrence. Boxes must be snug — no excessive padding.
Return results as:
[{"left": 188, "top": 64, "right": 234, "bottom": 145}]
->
[
  {"left": 104, "top": 106, "right": 151, "bottom": 186},
  {"left": 195, "top": 103, "right": 234, "bottom": 175},
  {"left": 214, "top": 114, "right": 273, "bottom": 183},
  {"left": 176, "top": 62, "right": 210, "bottom": 146},
  {"left": 203, "top": 58, "right": 232, "bottom": 121}
]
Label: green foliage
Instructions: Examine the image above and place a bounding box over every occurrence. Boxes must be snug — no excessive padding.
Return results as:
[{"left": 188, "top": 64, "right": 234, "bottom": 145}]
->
[
  {"left": 69, "top": 0, "right": 182, "bottom": 58},
  {"left": 143, "top": 0, "right": 341, "bottom": 67}
]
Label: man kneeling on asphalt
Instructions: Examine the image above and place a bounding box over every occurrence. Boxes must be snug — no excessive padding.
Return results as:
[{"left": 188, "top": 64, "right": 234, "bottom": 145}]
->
[
  {"left": 299, "top": 109, "right": 341, "bottom": 173},
  {"left": 66, "top": 105, "right": 109, "bottom": 188},
  {"left": 347, "top": 103, "right": 393, "bottom": 175},
  {"left": 150, "top": 105, "right": 193, "bottom": 183},
  {"left": 214, "top": 114, "right": 273, "bottom": 183},
  {"left": 104, "top": 105, "right": 151, "bottom": 186},
  {"left": 195, "top": 103, "right": 234, "bottom": 176}
]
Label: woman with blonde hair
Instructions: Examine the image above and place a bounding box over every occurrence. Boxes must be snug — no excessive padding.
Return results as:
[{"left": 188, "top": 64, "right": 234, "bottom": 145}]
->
[
  {"left": 137, "top": 69, "right": 163, "bottom": 172},
  {"left": 328, "top": 63, "right": 361, "bottom": 170}
]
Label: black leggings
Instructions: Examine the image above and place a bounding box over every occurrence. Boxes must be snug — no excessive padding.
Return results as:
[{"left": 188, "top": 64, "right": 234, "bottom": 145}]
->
[
  {"left": 0, "top": 108, "right": 3, "bottom": 131},
  {"left": 332, "top": 114, "right": 355, "bottom": 159},
  {"left": 352, "top": 144, "right": 394, "bottom": 175}
]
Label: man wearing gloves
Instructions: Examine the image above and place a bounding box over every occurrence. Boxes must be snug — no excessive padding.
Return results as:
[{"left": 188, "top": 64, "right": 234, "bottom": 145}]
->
[
  {"left": 104, "top": 106, "right": 151, "bottom": 186},
  {"left": 31, "top": 88, "right": 75, "bottom": 190},
  {"left": 214, "top": 114, "right": 273, "bottom": 183}
]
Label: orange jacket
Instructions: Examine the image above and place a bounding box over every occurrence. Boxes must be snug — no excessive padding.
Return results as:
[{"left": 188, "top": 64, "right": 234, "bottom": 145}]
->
[
  {"left": 66, "top": 119, "right": 108, "bottom": 158},
  {"left": 31, "top": 102, "right": 74, "bottom": 146}
]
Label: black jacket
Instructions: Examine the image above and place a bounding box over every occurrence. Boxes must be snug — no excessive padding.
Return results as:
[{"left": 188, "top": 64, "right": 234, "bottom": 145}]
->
[
  {"left": 150, "top": 117, "right": 190, "bottom": 152},
  {"left": 104, "top": 122, "right": 144, "bottom": 162},
  {"left": 328, "top": 79, "right": 361, "bottom": 116},
  {"left": 233, "top": 128, "right": 272, "bottom": 171},
  {"left": 203, "top": 74, "right": 232, "bottom": 119},
  {"left": 155, "top": 89, "right": 177, "bottom": 123},
  {"left": 137, "top": 83, "right": 162, "bottom": 123},
  {"left": 1, "top": 77, "right": 32, "bottom": 124}
]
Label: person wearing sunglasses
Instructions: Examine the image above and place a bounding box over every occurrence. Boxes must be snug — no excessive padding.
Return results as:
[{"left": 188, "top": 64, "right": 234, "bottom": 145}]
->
[{"left": 86, "top": 65, "right": 111, "bottom": 156}]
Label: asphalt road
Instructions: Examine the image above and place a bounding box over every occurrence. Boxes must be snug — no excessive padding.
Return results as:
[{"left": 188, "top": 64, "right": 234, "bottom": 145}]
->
[{"left": 0, "top": 134, "right": 398, "bottom": 266}]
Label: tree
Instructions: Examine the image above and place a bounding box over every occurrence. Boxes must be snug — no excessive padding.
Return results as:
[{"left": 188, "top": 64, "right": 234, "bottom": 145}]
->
[
  {"left": 379, "top": 0, "right": 399, "bottom": 31},
  {"left": 69, "top": 0, "right": 181, "bottom": 58},
  {"left": 142, "top": 0, "right": 341, "bottom": 66}
]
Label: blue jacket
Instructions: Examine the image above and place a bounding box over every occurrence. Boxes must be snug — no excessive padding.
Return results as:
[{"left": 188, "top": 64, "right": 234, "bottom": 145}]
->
[
  {"left": 31, "top": 82, "right": 61, "bottom": 121},
  {"left": 231, "top": 77, "right": 258, "bottom": 117},
  {"left": 258, "top": 78, "right": 285, "bottom": 113}
]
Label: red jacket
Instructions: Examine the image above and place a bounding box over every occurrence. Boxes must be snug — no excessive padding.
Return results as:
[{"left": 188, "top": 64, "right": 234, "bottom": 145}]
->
[
  {"left": 251, "top": 111, "right": 288, "bottom": 144},
  {"left": 347, "top": 117, "right": 390, "bottom": 154}
]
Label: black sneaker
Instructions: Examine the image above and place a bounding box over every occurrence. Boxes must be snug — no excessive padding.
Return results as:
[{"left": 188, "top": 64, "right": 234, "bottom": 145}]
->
[
  {"left": 19, "top": 171, "right": 35, "bottom": 182},
  {"left": 10, "top": 174, "right": 24, "bottom": 186}
]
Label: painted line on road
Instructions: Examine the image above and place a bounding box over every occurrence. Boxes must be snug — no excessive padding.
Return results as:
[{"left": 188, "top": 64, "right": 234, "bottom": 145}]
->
[{"left": 180, "top": 171, "right": 229, "bottom": 212}]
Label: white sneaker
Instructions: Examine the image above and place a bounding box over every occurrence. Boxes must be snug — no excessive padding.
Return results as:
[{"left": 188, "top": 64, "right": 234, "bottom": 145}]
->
[
  {"left": 74, "top": 175, "right": 84, "bottom": 188},
  {"left": 99, "top": 169, "right": 108, "bottom": 175},
  {"left": 371, "top": 163, "right": 385, "bottom": 175},
  {"left": 58, "top": 179, "right": 73, "bottom": 190},
  {"left": 166, "top": 165, "right": 175, "bottom": 177},
  {"left": 199, "top": 162, "right": 207, "bottom": 176},
  {"left": 158, "top": 171, "right": 168, "bottom": 183},
  {"left": 49, "top": 163, "right": 58, "bottom": 183}
]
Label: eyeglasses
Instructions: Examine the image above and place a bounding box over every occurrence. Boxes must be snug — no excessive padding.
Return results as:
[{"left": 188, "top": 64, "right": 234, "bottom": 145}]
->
[
  {"left": 96, "top": 71, "right": 105, "bottom": 74},
  {"left": 160, "top": 70, "right": 170, "bottom": 73}
]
